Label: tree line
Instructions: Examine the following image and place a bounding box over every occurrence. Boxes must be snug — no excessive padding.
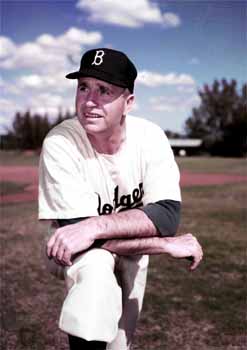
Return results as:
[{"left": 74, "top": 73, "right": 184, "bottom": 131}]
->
[
  {"left": 1, "top": 110, "right": 74, "bottom": 151},
  {"left": 1, "top": 79, "right": 246, "bottom": 157},
  {"left": 185, "top": 79, "right": 246, "bottom": 157}
]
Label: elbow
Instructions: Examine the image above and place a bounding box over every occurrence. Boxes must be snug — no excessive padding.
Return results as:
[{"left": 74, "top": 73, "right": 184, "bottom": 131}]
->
[{"left": 140, "top": 200, "right": 181, "bottom": 237}]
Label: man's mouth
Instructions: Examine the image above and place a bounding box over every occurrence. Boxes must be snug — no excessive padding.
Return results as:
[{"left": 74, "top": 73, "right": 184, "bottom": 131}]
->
[{"left": 85, "top": 113, "right": 102, "bottom": 119}]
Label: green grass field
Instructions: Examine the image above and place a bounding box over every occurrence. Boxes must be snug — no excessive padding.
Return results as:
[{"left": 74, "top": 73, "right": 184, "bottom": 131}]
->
[
  {"left": 0, "top": 150, "right": 40, "bottom": 166},
  {"left": 176, "top": 156, "right": 246, "bottom": 176},
  {"left": 0, "top": 154, "right": 246, "bottom": 349},
  {"left": 0, "top": 181, "right": 28, "bottom": 196}
]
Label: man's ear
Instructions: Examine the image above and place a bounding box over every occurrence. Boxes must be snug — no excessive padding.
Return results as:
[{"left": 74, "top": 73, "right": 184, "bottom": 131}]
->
[{"left": 124, "top": 94, "right": 135, "bottom": 114}]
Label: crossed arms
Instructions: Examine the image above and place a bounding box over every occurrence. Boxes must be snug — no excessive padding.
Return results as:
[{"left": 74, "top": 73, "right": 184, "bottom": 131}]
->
[{"left": 47, "top": 208, "right": 203, "bottom": 271}]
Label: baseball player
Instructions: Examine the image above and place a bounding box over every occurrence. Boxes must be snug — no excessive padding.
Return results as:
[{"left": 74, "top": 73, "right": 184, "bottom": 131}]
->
[{"left": 39, "top": 48, "right": 203, "bottom": 350}]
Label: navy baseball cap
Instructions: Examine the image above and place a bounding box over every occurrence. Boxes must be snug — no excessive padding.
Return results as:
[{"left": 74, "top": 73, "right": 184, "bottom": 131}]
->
[{"left": 66, "top": 48, "right": 137, "bottom": 93}]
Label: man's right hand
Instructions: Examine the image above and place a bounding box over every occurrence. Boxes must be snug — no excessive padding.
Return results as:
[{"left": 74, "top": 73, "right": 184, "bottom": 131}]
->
[
  {"left": 164, "top": 233, "right": 203, "bottom": 270},
  {"left": 47, "top": 221, "right": 96, "bottom": 266}
]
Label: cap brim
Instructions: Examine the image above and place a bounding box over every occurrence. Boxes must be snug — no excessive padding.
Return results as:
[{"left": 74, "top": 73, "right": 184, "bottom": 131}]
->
[
  {"left": 65, "top": 68, "right": 130, "bottom": 89},
  {"left": 66, "top": 71, "right": 81, "bottom": 79}
]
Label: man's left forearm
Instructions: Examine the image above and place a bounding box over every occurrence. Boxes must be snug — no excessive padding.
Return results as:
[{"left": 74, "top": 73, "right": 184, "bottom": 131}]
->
[
  {"left": 91, "top": 234, "right": 203, "bottom": 270},
  {"left": 96, "top": 236, "right": 168, "bottom": 256}
]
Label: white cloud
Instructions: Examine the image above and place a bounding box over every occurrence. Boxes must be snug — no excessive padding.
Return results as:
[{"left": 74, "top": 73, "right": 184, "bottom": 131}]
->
[
  {"left": 2, "top": 80, "right": 22, "bottom": 96},
  {"left": 0, "top": 91, "right": 75, "bottom": 133},
  {"left": 37, "top": 28, "right": 102, "bottom": 53},
  {"left": 152, "top": 104, "right": 174, "bottom": 112},
  {"left": 0, "top": 97, "right": 16, "bottom": 113},
  {"left": 17, "top": 72, "right": 75, "bottom": 93},
  {"left": 0, "top": 27, "right": 102, "bottom": 72},
  {"left": 177, "top": 85, "right": 197, "bottom": 93},
  {"left": 76, "top": 0, "right": 181, "bottom": 28},
  {"left": 162, "top": 12, "right": 181, "bottom": 28},
  {"left": 31, "top": 93, "right": 63, "bottom": 108},
  {"left": 137, "top": 71, "right": 195, "bottom": 87},
  {"left": 0, "top": 37, "right": 16, "bottom": 59},
  {"left": 18, "top": 75, "right": 44, "bottom": 88},
  {"left": 150, "top": 93, "right": 200, "bottom": 112},
  {"left": 0, "top": 97, "right": 22, "bottom": 133},
  {"left": 27, "top": 93, "right": 64, "bottom": 117},
  {"left": 19, "top": 87, "right": 75, "bottom": 117},
  {"left": 25, "top": 92, "right": 75, "bottom": 122}
]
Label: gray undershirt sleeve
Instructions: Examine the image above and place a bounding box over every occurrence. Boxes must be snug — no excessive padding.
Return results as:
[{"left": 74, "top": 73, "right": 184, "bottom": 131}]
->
[{"left": 139, "top": 200, "right": 181, "bottom": 237}]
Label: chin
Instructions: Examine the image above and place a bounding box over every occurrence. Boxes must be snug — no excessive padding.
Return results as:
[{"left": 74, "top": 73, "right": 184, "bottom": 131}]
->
[
  {"left": 78, "top": 117, "right": 102, "bottom": 131},
  {"left": 81, "top": 123, "right": 106, "bottom": 135}
]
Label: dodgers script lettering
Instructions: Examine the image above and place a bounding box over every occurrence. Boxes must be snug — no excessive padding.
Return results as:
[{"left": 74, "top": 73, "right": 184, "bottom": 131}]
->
[{"left": 97, "top": 183, "right": 144, "bottom": 215}]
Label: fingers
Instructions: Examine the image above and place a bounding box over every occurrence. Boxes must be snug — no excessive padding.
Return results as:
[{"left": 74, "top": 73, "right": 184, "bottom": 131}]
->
[
  {"left": 189, "top": 253, "right": 203, "bottom": 271},
  {"left": 53, "top": 256, "right": 67, "bottom": 267},
  {"left": 46, "top": 228, "right": 72, "bottom": 266},
  {"left": 56, "top": 245, "right": 72, "bottom": 266},
  {"left": 52, "top": 251, "right": 72, "bottom": 267},
  {"left": 62, "top": 249, "right": 73, "bottom": 266},
  {"left": 186, "top": 233, "right": 203, "bottom": 271},
  {"left": 47, "top": 229, "right": 60, "bottom": 257}
]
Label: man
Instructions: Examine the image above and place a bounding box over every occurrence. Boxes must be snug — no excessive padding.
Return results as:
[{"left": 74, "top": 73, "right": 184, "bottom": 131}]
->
[{"left": 39, "top": 48, "right": 203, "bottom": 350}]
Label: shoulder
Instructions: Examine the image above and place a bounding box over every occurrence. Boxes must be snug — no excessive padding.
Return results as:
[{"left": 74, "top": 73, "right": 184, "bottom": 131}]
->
[
  {"left": 41, "top": 118, "right": 85, "bottom": 162},
  {"left": 45, "top": 117, "right": 81, "bottom": 139},
  {"left": 41, "top": 117, "right": 94, "bottom": 163},
  {"left": 127, "top": 115, "right": 169, "bottom": 143},
  {"left": 40, "top": 118, "right": 85, "bottom": 168},
  {"left": 43, "top": 117, "right": 86, "bottom": 148}
]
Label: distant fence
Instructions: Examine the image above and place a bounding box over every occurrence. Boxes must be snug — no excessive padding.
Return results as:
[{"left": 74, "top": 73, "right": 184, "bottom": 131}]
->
[{"left": 169, "top": 138, "right": 203, "bottom": 156}]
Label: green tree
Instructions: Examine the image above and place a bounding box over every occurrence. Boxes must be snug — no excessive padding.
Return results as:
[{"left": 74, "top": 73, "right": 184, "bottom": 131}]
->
[
  {"left": 6, "top": 109, "right": 74, "bottom": 150},
  {"left": 31, "top": 113, "right": 51, "bottom": 149},
  {"left": 52, "top": 108, "right": 75, "bottom": 127},
  {"left": 185, "top": 79, "right": 247, "bottom": 157},
  {"left": 8, "top": 111, "right": 52, "bottom": 150},
  {"left": 11, "top": 110, "right": 33, "bottom": 149},
  {"left": 164, "top": 130, "right": 183, "bottom": 139}
]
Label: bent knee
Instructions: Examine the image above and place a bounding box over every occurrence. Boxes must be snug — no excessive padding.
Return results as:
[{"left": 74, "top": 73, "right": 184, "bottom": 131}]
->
[{"left": 65, "top": 248, "right": 116, "bottom": 289}]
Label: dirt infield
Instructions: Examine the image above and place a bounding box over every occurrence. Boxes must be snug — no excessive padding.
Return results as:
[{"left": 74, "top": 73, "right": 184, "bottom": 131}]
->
[
  {"left": 180, "top": 170, "right": 247, "bottom": 186},
  {"left": 1, "top": 165, "right": 247, "bottom": 204},
  {"left": 0, "top": 166, "right": 38, "bottom": 204}
]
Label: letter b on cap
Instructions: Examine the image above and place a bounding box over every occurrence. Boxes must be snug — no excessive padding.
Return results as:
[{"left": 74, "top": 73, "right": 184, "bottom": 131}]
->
[{"left": 92, "top": 50, "right": 105, "bottom": 66}]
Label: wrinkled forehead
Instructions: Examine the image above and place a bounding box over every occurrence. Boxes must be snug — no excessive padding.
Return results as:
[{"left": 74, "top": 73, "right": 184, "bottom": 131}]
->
[{"left": 78, "top": 76, "right": 124, "bottom": 91}]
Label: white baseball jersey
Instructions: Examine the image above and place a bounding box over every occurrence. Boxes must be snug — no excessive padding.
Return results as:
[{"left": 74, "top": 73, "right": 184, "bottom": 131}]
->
[{"left": 39, "top": 115, "right": 181, "bottom": 220}]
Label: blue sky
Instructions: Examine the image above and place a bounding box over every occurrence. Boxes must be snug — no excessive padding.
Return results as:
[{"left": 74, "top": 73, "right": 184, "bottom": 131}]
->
[{"left": 0, "top": 0, "right": 246, "bottom": 134}]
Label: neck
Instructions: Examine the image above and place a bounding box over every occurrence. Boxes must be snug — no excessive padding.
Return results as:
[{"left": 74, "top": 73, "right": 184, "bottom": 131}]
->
[{"left": 87, "top": 122, "right": 126, "bottom": 155}]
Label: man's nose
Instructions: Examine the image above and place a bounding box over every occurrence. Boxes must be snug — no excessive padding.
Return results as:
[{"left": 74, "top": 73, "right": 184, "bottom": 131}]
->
[{"left": 85, "top": 90, "right": 99, "bottom": 106}]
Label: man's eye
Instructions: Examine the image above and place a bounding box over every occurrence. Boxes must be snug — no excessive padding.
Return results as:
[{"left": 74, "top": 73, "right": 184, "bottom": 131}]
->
[
  {"left": 99, "top": 86, "right": 110, "bottom": 95},
  {"left": 79, "top": 85, "right": 87, "bottom": 92}
]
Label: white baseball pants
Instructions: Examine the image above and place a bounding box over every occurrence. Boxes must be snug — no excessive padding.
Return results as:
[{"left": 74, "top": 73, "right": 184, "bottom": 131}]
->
[{"left": 44, "top": 240, "right": 148, "bottom": 350}]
